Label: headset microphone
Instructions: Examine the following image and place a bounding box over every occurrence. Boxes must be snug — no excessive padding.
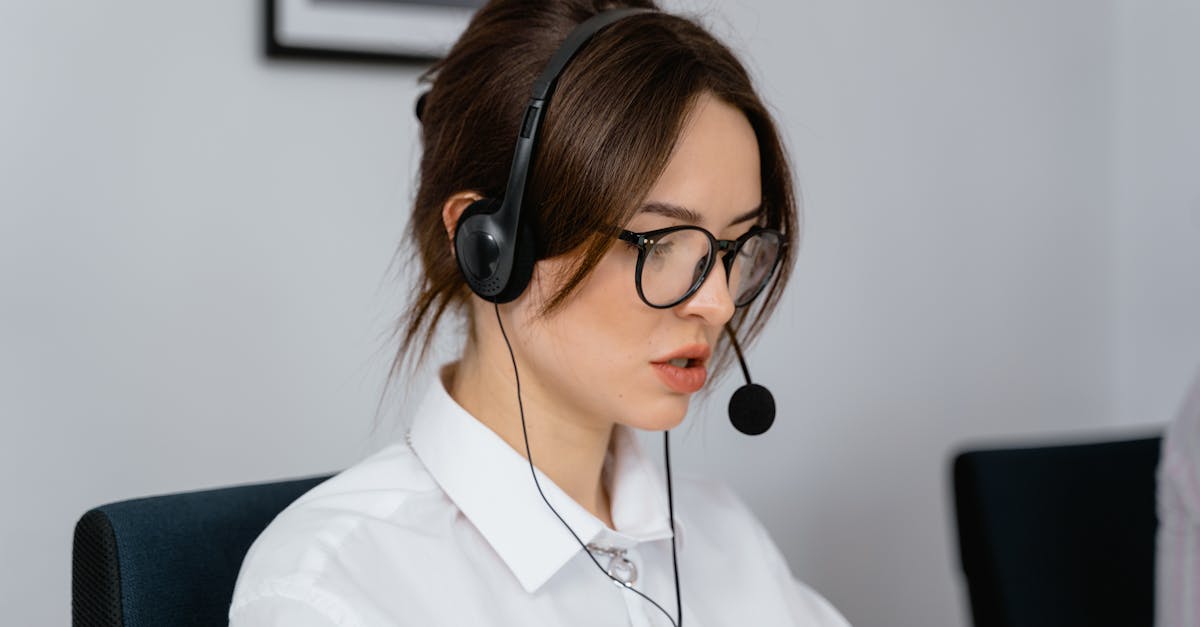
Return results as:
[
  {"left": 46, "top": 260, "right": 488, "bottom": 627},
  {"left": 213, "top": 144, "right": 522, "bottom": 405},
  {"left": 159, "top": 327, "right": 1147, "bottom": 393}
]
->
[{"left": 725, "top": 325, "right": 775, "bottom": 436}]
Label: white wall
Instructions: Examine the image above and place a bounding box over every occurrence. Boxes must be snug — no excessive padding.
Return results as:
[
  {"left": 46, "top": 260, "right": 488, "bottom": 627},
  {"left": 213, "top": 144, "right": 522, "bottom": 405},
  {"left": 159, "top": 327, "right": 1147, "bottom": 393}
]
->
[
  {"left": 1111, "top": 0, "right": 1200, "bottom": 429},
  {"left": 1, "top": 1, "right": 1186, "bottom": 626},
  {"left": 673, "top": 2, "right": 1116, "bottom": 625},
  {"left": 1, "top": 3, "right": 420, "bottom": 624}
]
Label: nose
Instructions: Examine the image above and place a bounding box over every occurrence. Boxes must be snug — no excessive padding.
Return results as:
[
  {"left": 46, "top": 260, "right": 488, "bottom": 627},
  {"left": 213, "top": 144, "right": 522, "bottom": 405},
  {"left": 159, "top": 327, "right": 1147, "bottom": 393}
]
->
[{"left": 675, "top": 258, "right": 736, "bottom": 326}]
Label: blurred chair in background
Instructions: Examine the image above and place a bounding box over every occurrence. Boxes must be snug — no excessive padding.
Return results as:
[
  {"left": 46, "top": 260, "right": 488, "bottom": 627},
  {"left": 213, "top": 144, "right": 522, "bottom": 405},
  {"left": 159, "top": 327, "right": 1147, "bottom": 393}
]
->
[
  {"left": 953, "top": 435, "right": 1161, "bottom": 627},
  {"left": 72, "top": 474, "right": 333, "bottom": 627}
]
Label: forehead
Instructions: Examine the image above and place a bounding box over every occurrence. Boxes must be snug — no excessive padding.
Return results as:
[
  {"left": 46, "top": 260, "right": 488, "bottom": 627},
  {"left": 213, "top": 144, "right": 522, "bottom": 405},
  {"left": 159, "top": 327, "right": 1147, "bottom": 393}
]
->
[{"left": 635, "top": 93, "right": 762, "bottom": 229}]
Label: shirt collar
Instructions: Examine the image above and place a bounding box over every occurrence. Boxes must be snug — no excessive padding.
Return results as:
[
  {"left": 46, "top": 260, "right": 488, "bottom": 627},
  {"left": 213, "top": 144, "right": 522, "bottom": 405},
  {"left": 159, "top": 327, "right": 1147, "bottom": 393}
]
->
[{"left": 407, "top": 362, "right": 683, "bottom": 593}]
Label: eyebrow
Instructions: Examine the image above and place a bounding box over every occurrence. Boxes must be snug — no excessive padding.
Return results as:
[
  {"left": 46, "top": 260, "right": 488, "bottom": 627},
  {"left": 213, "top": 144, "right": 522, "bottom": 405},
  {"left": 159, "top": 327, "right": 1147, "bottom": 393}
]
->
[{"left": 637, "top": 202, "right": 763, "bottom": 228}]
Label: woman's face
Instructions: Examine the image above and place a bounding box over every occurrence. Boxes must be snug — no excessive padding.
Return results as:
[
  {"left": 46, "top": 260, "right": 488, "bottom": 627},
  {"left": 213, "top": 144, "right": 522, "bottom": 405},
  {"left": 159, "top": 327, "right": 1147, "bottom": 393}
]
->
[{"left": 512, "top": 92, "right": 764, "bottom": 432}]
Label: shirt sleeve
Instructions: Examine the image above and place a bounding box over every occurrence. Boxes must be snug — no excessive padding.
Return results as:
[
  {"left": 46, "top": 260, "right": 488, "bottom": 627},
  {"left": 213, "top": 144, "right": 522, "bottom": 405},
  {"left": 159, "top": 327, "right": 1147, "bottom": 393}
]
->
[
  {"left": 228, "top": 595, "right": 342, "bottom": 627},
  {"left": 1157, "top": 367, "right": 1200, "bottom": 627},
  {"left": 228, "top": 575, "right": 363, "bottom": 627}
]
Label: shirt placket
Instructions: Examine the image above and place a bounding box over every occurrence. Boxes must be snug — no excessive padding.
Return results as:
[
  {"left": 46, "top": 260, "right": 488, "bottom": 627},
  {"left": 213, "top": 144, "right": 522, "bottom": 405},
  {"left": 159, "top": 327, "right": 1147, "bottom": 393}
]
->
[
  {"left": 588, "top": 526, "right": 686, "bottom": 624},
  {"left": 603, "top": 544, "right": 649, "bottom": 627},
  {"left": 587, "top": 541, "right": 677, "bottom": 627}
]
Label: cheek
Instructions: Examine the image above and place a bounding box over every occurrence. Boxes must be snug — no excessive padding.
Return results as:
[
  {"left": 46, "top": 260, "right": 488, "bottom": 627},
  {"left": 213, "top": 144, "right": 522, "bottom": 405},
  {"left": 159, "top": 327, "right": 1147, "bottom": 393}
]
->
[
  {"left": 585, "top": 256, "right": 647, "bottom": 348},
  {"left": 523, "top": 251, "right": 692, "bottom": 429},
  {"left": 537, "top": 251, "right": 656, "bottom": 383}
]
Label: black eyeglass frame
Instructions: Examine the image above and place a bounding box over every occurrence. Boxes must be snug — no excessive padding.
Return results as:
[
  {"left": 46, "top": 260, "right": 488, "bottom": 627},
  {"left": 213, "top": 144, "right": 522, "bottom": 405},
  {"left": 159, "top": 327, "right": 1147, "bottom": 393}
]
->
[{"left": 618, "top": 224, "right": 788, "bottom": 309}]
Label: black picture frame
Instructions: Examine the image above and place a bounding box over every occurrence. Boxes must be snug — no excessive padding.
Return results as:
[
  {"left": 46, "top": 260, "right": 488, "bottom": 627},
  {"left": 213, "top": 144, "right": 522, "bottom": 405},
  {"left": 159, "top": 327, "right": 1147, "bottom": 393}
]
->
[{"left": 265, "top": 0, "right": 483, "bottom": 64}]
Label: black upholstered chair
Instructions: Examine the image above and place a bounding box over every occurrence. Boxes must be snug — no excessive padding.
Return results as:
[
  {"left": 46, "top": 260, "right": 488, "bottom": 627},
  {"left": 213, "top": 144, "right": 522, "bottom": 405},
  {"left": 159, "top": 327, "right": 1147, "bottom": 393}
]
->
[
  {"left": 952, "top": 435, "right": 1161, "bottom": 627},
  {"left": 72, "top": 473, "right": 334, "bottom": 627}
]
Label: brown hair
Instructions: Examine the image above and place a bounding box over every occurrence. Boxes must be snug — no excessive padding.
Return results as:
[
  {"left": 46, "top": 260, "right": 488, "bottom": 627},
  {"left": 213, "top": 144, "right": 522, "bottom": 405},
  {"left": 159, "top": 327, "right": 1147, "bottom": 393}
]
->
[{"left": 389, "top": 0, "right": 799, "bottom": 389}]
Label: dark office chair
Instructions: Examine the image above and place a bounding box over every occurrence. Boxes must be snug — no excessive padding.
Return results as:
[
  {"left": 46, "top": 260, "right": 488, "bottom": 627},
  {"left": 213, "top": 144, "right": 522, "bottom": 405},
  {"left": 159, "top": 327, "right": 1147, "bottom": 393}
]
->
[
  {"left": 952, "top": 435, "right": 1161, "bottom": 627},
  {"left": 72, "top": 473, "right": 335, "bottom": 627}
]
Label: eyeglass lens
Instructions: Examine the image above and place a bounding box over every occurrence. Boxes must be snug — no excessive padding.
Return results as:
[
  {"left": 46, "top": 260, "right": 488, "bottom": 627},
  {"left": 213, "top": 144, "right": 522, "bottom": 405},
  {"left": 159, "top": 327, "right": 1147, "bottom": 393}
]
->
[{"left": 640, "top": 229, "right": 781, "bottom": 307}]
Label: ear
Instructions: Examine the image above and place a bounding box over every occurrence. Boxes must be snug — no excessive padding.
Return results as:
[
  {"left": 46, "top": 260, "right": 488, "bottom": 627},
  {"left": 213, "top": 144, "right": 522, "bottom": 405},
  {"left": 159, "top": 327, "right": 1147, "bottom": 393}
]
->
[{"left": 441, "top": 191, "right": 485, "bottom": 255}]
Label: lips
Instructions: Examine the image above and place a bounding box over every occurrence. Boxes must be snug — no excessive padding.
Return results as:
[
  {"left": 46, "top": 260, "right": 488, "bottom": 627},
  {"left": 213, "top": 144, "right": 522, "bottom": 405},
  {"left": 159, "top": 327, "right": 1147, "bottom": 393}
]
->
[{"left": 651, "top": 344, "right": 711, "bottom": 394}]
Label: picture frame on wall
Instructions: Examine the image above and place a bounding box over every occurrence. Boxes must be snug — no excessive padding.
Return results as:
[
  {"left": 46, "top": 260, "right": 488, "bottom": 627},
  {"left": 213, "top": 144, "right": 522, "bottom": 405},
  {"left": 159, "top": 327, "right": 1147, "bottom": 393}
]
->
[{"left": 265, "top": 0, "right": 485, "bottom": 63}]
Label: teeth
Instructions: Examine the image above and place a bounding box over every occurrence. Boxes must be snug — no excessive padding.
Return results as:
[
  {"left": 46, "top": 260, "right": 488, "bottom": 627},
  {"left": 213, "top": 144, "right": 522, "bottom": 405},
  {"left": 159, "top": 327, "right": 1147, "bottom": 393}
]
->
[{"left": 669, "top": 358, "right": 689, "bottom": 368}]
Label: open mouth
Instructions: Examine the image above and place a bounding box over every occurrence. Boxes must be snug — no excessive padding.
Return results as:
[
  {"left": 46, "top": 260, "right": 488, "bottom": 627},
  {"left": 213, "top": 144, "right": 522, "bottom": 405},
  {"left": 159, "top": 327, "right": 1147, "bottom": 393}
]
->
[{"left": 652, "top": 359, "right": 708, "bottom": 394}]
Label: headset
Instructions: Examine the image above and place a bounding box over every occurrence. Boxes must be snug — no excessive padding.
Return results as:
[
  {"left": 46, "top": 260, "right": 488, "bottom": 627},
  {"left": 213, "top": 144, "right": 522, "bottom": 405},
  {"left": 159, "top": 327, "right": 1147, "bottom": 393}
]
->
[
  {"left": 422, "top": 7, "right": 780, "bottom": 626},
  {"left": 450, "top": 9, "right": 688, "bottom": 625},
  {"left": 441, "top": 5, "right": 776, "bottom": 436}
]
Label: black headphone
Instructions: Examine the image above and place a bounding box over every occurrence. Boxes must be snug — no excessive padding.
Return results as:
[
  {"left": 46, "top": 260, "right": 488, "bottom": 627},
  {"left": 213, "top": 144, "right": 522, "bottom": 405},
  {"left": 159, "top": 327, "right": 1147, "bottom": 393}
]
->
[
  {"left": 436, "top": 6, "right": 777, "bottom": 438},
  {"left": 420, "top": 8, "right": 779, "bottom": 627},
  {"left": 451, "top": 8, "right": 653, "bottom": 304}
]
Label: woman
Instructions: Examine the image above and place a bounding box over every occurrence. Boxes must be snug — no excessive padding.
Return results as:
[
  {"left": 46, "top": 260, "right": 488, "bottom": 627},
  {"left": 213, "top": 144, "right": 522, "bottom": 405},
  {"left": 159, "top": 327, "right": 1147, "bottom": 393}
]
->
[{"left": 229, "top": 1, "right": 848, "bottom": 625}]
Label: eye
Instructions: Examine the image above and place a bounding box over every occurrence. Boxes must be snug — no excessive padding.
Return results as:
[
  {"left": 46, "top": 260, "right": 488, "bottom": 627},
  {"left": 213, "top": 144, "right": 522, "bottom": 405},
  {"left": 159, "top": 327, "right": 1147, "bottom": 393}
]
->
[{"left": 647, "top": 241, "right": 674, "bottom": 258}]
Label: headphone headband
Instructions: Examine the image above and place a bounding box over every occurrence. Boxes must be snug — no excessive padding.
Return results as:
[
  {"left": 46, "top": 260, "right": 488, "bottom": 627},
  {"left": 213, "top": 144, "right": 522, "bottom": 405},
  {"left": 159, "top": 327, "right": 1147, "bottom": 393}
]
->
[
  {"left": 497, "top": 7, "right": 655, "bottom": 241},
  {"left": 531, "top": 8, "right": 655, "bottom": 100},
  {"left": 454, "top": 7, "right": 655, "bottom": 303}
]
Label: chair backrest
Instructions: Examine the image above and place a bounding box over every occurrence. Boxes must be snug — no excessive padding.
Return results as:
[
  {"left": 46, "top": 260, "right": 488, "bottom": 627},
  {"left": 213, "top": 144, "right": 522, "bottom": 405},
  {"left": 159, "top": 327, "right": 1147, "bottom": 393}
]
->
[
  {"left": 952, "top": 435, "right": 1161, "bottom": 627},
  {"left": 72, "top": 473, "right": 334, "bottom": 627}
]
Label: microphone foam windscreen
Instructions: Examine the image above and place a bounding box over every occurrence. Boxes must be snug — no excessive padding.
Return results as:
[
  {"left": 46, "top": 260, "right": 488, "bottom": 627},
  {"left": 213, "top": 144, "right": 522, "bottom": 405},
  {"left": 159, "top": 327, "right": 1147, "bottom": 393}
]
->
[{"left": 728, "top": 383, "right": 775, "bottom": 436}]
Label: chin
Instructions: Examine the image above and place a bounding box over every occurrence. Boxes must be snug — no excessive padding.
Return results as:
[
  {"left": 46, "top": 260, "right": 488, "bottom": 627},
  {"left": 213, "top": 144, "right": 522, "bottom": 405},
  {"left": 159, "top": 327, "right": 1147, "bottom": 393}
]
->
[{"left": 621, "top": 395, "right": 691, "bottom": 432}]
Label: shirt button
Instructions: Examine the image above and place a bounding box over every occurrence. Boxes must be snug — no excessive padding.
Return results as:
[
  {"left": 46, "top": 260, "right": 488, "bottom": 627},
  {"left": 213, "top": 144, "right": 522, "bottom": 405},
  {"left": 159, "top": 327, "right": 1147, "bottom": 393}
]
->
[
  {"left": 587, "top": 543, "right": 639, "bottom": 587},
  {"left": 608, "top": 553, "right": 638, "bottom": 586}
]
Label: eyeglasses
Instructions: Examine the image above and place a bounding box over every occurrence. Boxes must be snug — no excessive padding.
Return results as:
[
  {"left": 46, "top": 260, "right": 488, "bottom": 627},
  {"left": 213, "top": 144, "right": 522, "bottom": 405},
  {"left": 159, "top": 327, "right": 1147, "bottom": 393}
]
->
[{"left": 618, "top": 224, "right": 786, "bottom": 309}]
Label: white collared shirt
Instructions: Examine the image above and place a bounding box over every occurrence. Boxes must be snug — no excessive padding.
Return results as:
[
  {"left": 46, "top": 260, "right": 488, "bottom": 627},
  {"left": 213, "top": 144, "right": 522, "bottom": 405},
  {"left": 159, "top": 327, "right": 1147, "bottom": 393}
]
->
[{"left": 228, "top": 364, "right": 850, "bottom": 627}]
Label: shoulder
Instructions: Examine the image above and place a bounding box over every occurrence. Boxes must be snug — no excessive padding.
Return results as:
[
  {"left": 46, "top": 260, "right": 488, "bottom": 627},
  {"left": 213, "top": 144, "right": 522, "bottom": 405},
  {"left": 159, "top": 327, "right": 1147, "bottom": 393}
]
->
[
  {"left": 670, "top": 472, "right": 766, "bottom": 549},
  {"left": 229, "top": 440, "right": 447, "bottom": 626},
  {"left": 672, "top": 474, "right": 852, "bottom": 627}
]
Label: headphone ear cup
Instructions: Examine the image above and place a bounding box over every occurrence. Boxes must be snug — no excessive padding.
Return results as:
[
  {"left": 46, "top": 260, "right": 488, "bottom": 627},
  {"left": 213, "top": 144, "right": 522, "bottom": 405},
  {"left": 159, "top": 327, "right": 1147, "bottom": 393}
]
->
[
  {"left": 454, "top": 197, "right": 502, "bottom": 290},
  {"left": 490, "top": 220, "right": 536, "bottom": 304},
  {"left": 453, "top": 197, "right": 536, "bottom": 303}
]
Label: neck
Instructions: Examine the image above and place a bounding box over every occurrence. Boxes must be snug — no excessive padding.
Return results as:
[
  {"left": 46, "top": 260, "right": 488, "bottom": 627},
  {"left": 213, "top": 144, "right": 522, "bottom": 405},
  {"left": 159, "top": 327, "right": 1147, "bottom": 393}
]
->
[{"left": 447, "top": 332, "right": 616, "bottom": 529}]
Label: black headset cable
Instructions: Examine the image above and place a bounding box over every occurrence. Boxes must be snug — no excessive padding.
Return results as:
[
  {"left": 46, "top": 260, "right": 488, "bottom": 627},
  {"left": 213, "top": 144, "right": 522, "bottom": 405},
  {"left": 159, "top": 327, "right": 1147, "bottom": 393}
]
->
[{"left": 493, "top": 302, "right": 683, "bottom": 627}]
